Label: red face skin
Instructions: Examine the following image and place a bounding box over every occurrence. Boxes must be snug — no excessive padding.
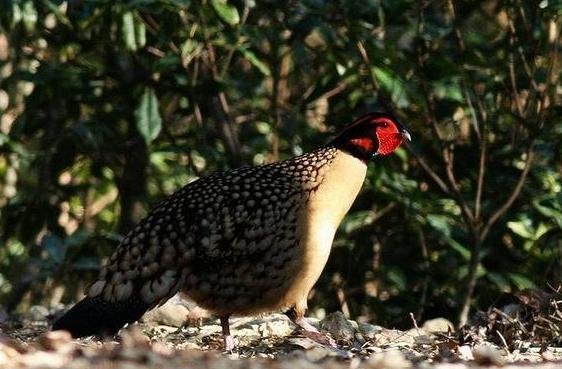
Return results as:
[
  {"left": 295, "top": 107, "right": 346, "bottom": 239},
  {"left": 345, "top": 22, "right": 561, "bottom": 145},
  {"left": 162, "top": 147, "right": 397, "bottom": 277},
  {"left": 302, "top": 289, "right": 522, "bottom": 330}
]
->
[{"left": 331, "top": 113, "right": 410, "bottom": 160}]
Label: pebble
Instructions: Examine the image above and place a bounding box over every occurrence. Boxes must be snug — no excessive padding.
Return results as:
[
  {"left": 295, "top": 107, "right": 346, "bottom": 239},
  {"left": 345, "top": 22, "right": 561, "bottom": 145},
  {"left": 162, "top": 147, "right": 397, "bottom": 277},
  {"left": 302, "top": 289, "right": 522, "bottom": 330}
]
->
[
  {"left": 320, "top": 312, "right": 356, "bottom": 343},
  {"left": 421, "top": 318, "right": 454, "bottom": 333},
  {"left": 365, "top": 350, "right": 411, "bottom": 369},
  {"left": 472, "top": 344, "right": 506, "bottom": 366},
  {"left": 141, "top": 300, "right": 190, "bottom": 328}
]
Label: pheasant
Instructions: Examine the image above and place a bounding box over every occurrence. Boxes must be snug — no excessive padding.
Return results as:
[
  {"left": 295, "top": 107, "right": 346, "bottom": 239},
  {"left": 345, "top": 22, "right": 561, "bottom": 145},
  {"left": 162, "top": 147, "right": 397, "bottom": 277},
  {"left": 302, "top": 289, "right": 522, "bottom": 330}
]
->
[{"left": 53, "top": 112, "right": 411, "bottom": 350}]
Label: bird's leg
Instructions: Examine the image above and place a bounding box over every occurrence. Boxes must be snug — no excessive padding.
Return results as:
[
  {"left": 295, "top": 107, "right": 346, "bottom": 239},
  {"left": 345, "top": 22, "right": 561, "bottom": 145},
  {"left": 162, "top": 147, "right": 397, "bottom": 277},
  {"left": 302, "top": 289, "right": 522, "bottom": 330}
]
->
[
  {"left": 220, "top": 315, "right": 235, "bottom": 351},
  {"left": 285, "top": 307, "right": 337, "bottom": 347}
]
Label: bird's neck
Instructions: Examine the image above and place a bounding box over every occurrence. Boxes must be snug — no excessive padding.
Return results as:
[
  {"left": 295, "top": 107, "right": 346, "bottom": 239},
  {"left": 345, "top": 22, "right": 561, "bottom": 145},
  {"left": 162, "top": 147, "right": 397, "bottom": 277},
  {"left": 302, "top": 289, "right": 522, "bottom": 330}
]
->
[
  {"left": 283, "top": 146, "right": 368, "bottom": 233},
  {"left": 306, "top": 147, "right": 367, "bottom": 220},
  {"left": 278, "top": 146, "right": 368, "bottom": 201},
  {"left": 333, "top": 141, "right": 373, "bottom": 162}
]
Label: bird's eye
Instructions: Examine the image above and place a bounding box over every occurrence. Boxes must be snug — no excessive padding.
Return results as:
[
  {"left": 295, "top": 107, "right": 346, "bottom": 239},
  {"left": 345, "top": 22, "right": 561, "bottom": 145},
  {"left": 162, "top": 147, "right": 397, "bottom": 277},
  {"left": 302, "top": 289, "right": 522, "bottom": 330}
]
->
[{"left": 381, "top": 122, "right": 388, "bottom": 128}]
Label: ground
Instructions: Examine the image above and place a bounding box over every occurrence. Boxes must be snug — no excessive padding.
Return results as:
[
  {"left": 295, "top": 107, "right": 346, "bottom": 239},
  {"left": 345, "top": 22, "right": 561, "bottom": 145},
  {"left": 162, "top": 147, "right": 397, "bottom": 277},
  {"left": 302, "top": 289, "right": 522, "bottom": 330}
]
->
[{"left": 2, "top": 292, "right": 562, "bottom": 369}]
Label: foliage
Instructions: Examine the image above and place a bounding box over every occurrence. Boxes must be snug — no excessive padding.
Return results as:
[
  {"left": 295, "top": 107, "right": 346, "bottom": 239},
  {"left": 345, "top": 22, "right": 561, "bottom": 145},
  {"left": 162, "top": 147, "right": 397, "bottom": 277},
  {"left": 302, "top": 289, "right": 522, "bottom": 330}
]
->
[{"left": 0, "top": 0, "right": 560, "bottom": 327}]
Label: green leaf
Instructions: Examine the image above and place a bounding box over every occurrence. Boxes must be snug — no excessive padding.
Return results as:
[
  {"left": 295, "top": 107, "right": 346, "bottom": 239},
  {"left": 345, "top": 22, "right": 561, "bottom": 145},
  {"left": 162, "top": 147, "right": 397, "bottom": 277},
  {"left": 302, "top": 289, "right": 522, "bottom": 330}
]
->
[
  {"left": 122, "top": 12, "right": 137, "bottom": 50},
  {"left": 487, "top": 272, "right": 510, "bottom": 292},
  {"left": 135, "top": 17, "right": 146, "bottom": 49},
  {"left": 240, "top": 48, "right": 271, "bottom": 76},
  {"left": 121, "top": 11, "right": 145, "bottom": 50},
  {"left": 22, "top": 1, "right": 38, "bottom": 32},
  {"left": 533, "top": 196, "right": 562, "bottom": 229},
  {"left": 211, "top": 0, "right": 240, "bottom": 26},
  {"left": 386, "top": 267, "right": 407, "bottom": 291},
  {"left": 508, "top": 273, "right": 536, "bottom": 290},
  {"left": 41, "top": 0, "right": 71, "bottom": 26},
  {"left": 446, "top": 236, "right": 471, "bottom": 260},
  {"left": 372, "top": 66, "right": 409, "bottom": 108},
  {"left": 426, "top": 214, "right": 451, "bottom": 237},
  {"left": 11, "top": 4, "right": 22, "bottom": 27},
  {"left": 135, "top": 88, "right": 162, "bottom": 145},
  {"left": 507, "top": 220, "right": 535, "bottom": 239},
  {"left": 342, "top": 210, "right": 376, "bottom": 233}
]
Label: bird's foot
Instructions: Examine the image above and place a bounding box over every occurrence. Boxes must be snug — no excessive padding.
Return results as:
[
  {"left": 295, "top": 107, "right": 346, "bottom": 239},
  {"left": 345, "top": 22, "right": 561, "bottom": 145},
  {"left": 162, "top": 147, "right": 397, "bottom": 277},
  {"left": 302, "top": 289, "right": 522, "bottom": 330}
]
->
[
  {"left": 289, "top": 314, "right": 338, "bottom": 348},
  {"left": 220, "top": 316, "right": 236, "bottom": 352},
  {"left": 223, "top": 334, "right": 235, "bottom": 352}
]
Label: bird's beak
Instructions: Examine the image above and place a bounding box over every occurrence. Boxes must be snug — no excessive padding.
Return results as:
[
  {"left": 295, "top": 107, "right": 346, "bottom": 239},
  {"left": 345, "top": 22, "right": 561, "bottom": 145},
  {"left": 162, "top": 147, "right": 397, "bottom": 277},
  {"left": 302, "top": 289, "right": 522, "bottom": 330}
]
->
[{"left": 401, "top": 129, "right": 412, "bottom": 142}]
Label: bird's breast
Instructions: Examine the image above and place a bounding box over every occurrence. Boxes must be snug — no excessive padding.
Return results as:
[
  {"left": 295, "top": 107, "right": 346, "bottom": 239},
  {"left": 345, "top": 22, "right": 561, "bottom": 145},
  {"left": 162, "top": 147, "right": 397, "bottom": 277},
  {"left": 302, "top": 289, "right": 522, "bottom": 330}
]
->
[{"left": 279, "top": 149, "right": 368, "bottom": 308}]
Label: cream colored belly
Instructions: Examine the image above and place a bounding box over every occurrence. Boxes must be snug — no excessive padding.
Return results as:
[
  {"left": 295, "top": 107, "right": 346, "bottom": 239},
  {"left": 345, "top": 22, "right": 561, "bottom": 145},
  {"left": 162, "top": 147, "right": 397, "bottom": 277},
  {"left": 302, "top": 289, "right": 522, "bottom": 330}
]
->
[{"left": 277, "top": 150, "right": 367, "bottom": 313}]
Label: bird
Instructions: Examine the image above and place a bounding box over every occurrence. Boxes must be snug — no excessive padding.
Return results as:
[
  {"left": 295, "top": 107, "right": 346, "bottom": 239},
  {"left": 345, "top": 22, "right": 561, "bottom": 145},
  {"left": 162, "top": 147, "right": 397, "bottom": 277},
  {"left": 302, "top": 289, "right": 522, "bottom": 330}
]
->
[{"left": 52, "top": 112, "right": 411, "bottom": 350}]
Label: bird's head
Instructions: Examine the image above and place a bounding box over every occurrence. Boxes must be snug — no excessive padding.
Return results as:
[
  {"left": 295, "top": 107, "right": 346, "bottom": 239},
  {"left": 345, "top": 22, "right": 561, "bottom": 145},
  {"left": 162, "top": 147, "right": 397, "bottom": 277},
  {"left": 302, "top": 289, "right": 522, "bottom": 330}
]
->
[{"left": 330, "top": 112, "right": 411, "bottom": 161}]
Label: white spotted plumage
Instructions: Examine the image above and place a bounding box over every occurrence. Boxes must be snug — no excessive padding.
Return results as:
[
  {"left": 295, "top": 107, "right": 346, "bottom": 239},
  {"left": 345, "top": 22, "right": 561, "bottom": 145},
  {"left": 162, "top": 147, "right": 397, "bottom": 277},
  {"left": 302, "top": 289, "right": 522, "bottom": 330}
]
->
[{"left": 87, "top": 146, "right": 344, "bottom": 314}]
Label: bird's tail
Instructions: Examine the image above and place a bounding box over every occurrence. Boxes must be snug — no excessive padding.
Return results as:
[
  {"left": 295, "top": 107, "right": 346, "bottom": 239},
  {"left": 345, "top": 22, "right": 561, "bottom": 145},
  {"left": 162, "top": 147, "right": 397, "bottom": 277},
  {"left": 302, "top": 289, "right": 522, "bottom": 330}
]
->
[{"left": 52, "top": 294, "right": 151, "bottom": 338}]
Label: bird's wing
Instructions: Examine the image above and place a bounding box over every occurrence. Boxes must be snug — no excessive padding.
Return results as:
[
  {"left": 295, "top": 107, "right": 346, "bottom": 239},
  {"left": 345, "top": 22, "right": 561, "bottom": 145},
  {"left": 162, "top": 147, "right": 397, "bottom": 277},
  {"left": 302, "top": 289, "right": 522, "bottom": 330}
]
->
[{"left": 88, "top": 164, "right": 308, "bottom": 308}]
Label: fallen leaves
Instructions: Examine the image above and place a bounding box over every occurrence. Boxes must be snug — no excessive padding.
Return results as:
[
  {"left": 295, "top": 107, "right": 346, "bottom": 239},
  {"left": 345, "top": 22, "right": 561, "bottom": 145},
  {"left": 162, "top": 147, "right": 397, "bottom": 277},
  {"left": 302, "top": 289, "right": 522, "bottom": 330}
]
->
[{"left": 2, "top": 293, "right": 562, "bottom": 369}]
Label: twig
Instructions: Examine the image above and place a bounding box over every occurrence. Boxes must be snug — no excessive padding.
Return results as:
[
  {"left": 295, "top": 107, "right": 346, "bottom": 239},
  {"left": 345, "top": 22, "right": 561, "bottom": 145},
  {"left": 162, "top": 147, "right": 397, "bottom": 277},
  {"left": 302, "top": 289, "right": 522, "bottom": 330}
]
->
[
  {"left": 408, "top": 147, "right": 451, "bottom": 195},
  {"left": 474, "top": 126, "right": 487, "bottom": 221},
  {"left": 479, "top": 141, "right": 535, "bottom": 242},
  {"left": 354, "top": 39, "right": 393, "bottom": 112},
  {"left": 220, "top": 3, "right": 251, "bottom": 78},
  {"left": 495, "top": 330, "right": 511, "bottom": 356},
  {"left": 410, "top": 312, "right": 420, "bottom": 331},
  {"left": 205, "top": 42, "right": 243, "bottom": 165},
  {"left": 416, "top": 226, "right": 431, "bottom": 321}
]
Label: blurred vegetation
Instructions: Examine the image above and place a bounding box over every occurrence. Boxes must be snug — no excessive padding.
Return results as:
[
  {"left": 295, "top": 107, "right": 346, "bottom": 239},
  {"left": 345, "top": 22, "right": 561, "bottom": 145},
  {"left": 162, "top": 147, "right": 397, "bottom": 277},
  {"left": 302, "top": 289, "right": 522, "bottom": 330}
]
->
[{"left": 0, "top": 0, "right": 560, "bottom": 328}]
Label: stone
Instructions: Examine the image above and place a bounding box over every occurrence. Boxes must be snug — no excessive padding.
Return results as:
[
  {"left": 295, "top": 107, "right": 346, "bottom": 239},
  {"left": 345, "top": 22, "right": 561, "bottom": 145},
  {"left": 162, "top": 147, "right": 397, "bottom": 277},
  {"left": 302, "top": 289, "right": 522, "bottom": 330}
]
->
[
  {"left": 365, "top": 350, "right": 411, "bottom": 369},
  {"left": 141, "top": 300, "right": 189, "bottom": 328},
  {"left": 472, "top": 344, "right": 506, "bottom": 366},
  {"left": 421, "top": 318, "right": 454, "bottom": 333},
  {"left": 27, "top": 305, "right": 50, "bottom": 321},
  {"left": 357, "top": 322, "right": 384, "bottom": 340},
  {"left": 258, "top": 317, "right": 294, "bottom": 338},
  {"left": 319, "top": 311, "right": 356, "bottom": 343}
]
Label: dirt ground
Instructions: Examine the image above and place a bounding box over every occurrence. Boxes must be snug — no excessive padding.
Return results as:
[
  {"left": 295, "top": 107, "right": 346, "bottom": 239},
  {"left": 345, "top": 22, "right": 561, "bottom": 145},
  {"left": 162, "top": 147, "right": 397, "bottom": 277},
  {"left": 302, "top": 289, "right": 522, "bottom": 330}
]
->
[{"left": 2, "top": 292, "right": 562, "bottom": 369}]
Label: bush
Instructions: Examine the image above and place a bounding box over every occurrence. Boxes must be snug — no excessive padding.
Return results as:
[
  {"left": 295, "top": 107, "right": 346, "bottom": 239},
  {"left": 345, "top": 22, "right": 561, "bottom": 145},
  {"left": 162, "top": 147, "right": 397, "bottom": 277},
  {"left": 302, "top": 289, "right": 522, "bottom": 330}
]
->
[{"left": 0, "top": 0, "right": 560, "bottom": 327}]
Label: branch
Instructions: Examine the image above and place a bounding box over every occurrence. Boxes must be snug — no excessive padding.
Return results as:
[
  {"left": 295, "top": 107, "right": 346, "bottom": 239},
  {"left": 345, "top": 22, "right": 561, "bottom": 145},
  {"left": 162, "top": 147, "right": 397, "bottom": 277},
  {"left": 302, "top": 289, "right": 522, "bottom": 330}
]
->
[
  {"left": 220, "top": 3, "right": 251, "bottom": 78},
  {"left": 443, "top": 146, "right": 474, "bottom": 224},
  {"left": 472, "top": 93, "right": 488, "bottom": 222},
  {"left": 416, "top": 0, "right": 474, "bottom": 227},
  {"left": 205, "top": 42, "right": 243, "bottom": 166},
  {"left": 448, "top": 0, "right": 487, "bottom": 223},
  {"left": 408, "top": 147, "right": 451, "bottom": 195},
  {"left": 479, "top": 140, "right": 535, "bottom": 242},
  {"left": 474, "top": 137, "right": 487, "bottom": 220},
  {"left": 354, "top": 39, "right": 393, "bottom": 112}
]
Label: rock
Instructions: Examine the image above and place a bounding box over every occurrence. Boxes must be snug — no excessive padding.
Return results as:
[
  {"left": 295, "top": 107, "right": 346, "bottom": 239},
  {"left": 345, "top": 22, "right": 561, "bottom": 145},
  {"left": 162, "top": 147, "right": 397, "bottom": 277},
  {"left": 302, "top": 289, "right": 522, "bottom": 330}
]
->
[
  {"left": 369, "top": 328, "right": 415, "bottom": 347},
  {"left": 37, "top": 331, "right": 73, "bottom": 353},
  {"left": 141, "top": 300, "right": 189, "bottom": 328},
  {"left": 365, "top": 350, "right": 411, "bottom": 369},
  {"left": 458, "top": 345, "right": 474, "bottom": 360},
  {"left": 357, "top": 322, "right": 383, "bottom": 339},
  {"left": 258, "top": 317, "right": 294, "bottom": 338},
  {"left": 198, "top": 323, "right": 222, "bottom": 337},
  {"left": 120, "top": 326, "right": 151, "bottom": 348},
  {"left": 421, "top": 318, "right": 454, "bottom": 333},
  {"left": 412, "top": 333, "right": 435, "bottom": 345},
  {"left": 472, "top": 344, "right": 505, "bottom": 366},
  {"left": 27, "top": 305, "right": 50, "bottom": 321},
  {"left": 235, "top": 327, "right": 259, "bottom": 339},
  {"left": 542, "top": 350, "right": 558, "bottom": 361},
  {"left": 320, "top": 312, "right": 356, "bottom": 343}
]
